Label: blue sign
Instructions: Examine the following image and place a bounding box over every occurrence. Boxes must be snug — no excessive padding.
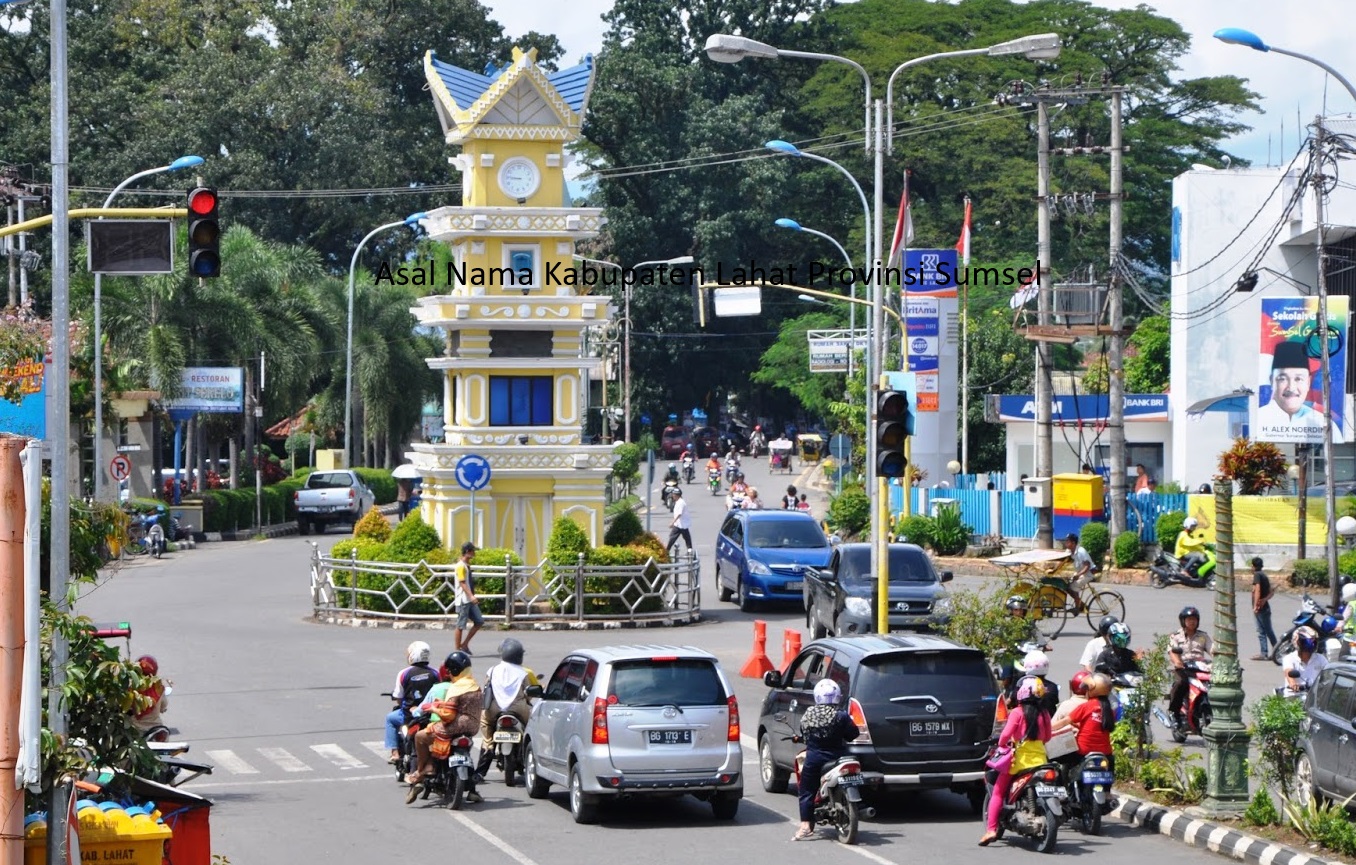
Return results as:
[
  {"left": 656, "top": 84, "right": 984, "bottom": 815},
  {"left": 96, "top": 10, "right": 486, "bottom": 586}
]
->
[
  {"left": 455, "top": 454, "right": 492, "bottom": 491},
  {"left": 904, "top": 249, "right": 960, "bottom": 296},
  {"left": 996, "top": 394, "right": 1170, "bottom": 423},
  {"left": 0, "top": 361, "right": 46, "bottom": 438}
]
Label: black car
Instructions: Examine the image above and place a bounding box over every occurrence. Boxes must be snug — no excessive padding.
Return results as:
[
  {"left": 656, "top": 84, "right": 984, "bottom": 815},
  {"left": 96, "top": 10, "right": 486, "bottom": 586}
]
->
[
  {"left": 803, "top": 543, "right": 953, "bottom": 637},
  {"left": 1297, "top": 661, "right": 1356, "bottom": 808},
  {"left": 756, "top": 634, "right": 999, "bottom": 811}
]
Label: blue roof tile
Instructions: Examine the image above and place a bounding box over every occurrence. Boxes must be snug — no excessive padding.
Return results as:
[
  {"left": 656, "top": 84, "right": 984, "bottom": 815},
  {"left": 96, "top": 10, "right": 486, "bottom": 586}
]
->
[
  {"left": 429, "top": 53, "right": 496, "bottom": 110},
  {"left": 548, "top": 55, "right": 595, "bottom": 112}
]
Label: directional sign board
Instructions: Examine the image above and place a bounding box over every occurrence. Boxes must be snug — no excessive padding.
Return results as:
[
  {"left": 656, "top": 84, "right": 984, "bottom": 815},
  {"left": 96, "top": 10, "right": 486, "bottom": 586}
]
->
[
  {"left": 454, "top": 455, "right": 491, "bottom": 492},
  {"left": 829, "top": 434, "right": 852, "bottom": 461},
  {"left": 109, "top": 454, "right": 132, "bottom": 482}
]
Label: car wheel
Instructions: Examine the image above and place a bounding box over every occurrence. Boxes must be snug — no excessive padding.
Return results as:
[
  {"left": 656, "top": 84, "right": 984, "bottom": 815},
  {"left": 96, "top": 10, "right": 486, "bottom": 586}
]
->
[
  {"left": 1295, "top": 753, "right": 1326, "bottom": 809},
  {"left": 569, "top": 763, "right": 600, "bottom": 824},
  {"left": 297, "top": 517, "right": 310, "bottom": 536},
  {"left": 717, "top": 565, "right": 733, "bottom": 603},
  {"left": 808, "top": 607, "right": 827, "bottom": 640},
  {"left": 524, "top": 741, "right": 550, "bottom": 799},
  {"left": 711, "top": 791, "right": 740, "bottom": 820},
  {"left": 737, "top": 576, "right": 755, "bottom": 613},
  {"left": 759, "top": 734, "right": 789, "bottom": 793}
]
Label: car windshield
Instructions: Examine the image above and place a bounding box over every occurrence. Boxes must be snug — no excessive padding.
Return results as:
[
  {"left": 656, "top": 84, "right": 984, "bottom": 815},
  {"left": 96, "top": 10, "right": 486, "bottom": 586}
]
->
[
  {"left": 306, "top": 472, "right": 352, "bottom": 489},
  {"left": 856, "top": 651, "right": 994, "bottom": 703},
  {"left": 840, "top": 546, "right": 937, "bottom": 582},
  {"left": 608, "top": 659, "right": 726, "bottom": 707},
  {"left": 747, "top": 520, "right": 829, "bottom": 549}
]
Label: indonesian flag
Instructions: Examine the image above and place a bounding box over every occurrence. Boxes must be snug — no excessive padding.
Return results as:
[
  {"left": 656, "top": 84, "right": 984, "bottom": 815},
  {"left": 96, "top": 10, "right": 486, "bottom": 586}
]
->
[
  {"left": 956, "top": 197, "right": 972, "bottom": 266},
  {"left": 1009, "top": 270, "right": 1039, "bottom": 309},
  {"left": 888, "top": 173, "right": 914, "bottom": 266}
]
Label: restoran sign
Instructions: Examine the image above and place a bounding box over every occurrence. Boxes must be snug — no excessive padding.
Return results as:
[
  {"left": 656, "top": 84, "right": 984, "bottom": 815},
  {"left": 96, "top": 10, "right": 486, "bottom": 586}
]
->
[{"left": 167, "top": 367, "right": 244, "bottom": 413}]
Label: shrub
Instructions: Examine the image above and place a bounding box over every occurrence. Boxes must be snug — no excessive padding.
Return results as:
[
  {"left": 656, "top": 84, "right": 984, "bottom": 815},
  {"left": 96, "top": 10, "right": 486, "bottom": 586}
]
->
[
  {"left": 276, "top": 478, "right": 304, "bottom": 520},
  {"left": 611, "top": 443, "right": 642, "bottom": 494},
  {"left": 1219, "top": 437, "right": 1288, "bottom": 494},
  {"left": 1156, "top": 510, "right": 1186, "bottom": 549},
  {"left": 329, "top": 538, "right": 388, "bottom": 561},
  {"left": 260, "top": 485, "right": 286, "bottom": 524},
  {"left": 828, "top": 484, "right": 870, "bottom": 537},
  {"left": 603, "top": 507, "right": 645, "bottom": 547},
  {"left": 1113, "top": 531, "right": 1142, "bottom": 567},
  {"left": 934, "top": 586, "right": 1043, "bottom": 672},
  {"left": 894, "top": 514, "right": 934, "bottom": 548},
  {"left": 627, "top": 533, "right": 670, "bottom": 564},
  {"left": 354, "top": 468, "right": 397, "bottom": 504},
  {"left": 1250, "top": 693, "right": 1307, "bottom": 799},
  {"left": 1079, "top": 522, "right": 1110, "bottom": 567},
  {"left": 1291, "top": 558, "right": 1331, "bottom": 589},
  {"left": 386, "top": 513, "right": 442, "bottom": 560},
  {"left": 930, "top": 503, "right": 972, "bottom": 556},
  {"left": 583, "top": 545, "right": 664, "bottom": 614},
  {"left": 545, "top": 516, "right": 593, "bottom": 611},
  {"left": 354, "top": 507, "right": 393, "bottom": 543},
  {"left": 470, "top": 547, "right": 524, "bottom": 615},
  {"left": 1243, "top": 788, "right": 1280, "bottom": 827},
  {"left": 1341, "top": 548, "right": 1356, "bottom": 583}
]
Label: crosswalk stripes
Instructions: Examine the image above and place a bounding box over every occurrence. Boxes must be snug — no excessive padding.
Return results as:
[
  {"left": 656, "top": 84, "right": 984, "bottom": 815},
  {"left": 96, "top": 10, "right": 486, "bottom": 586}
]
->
[
  {"left": 256, "top": 747, "right": 312, "bottom": 772},
  {"left": 361, "top": 741, "right": 391, "bottom": 761},
  {"left": 311, "top": 744, "right": 366, "bottom": 770},
  {"left": 204, "top": 750, "right": 259, "bottom": 775}
]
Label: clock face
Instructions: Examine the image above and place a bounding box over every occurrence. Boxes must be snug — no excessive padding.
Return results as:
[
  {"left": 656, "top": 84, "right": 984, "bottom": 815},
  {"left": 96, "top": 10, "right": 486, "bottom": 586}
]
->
[{"left": 498, "top": 158, "right": 540, "bottom": 199}]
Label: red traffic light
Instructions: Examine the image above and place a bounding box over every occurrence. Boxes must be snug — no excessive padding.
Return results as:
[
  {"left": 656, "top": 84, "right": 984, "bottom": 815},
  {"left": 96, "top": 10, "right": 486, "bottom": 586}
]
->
[{"left": 188, "top": 188, "right": 217, "bottom": 216}]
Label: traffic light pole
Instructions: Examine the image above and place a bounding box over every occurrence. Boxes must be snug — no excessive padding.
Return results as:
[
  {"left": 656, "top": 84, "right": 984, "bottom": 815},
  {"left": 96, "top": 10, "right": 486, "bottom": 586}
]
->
[{"left": 876, "top": 373, "right": 890, "bottom": 633}]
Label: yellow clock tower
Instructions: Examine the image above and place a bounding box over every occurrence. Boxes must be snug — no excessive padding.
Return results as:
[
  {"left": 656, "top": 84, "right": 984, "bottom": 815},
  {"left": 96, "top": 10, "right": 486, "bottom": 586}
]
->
[{"left": 409, "top": 47, "right": 615, "bottom": 561}]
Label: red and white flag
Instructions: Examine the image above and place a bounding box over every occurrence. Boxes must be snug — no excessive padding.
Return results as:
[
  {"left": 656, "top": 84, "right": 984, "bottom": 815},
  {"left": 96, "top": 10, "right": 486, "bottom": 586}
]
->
[
  {"left": 956, "top": 196, "right": 972, "bottom": 266},
  {"left": 888, "top": 173, "right": 914, "bottom": 266}
]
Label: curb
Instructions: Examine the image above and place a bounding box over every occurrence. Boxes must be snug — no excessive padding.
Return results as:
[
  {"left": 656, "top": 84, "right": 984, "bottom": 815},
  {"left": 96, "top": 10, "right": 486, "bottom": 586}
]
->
[
  {"left": 310, "top": 612, "right": 704, "bottom": 630},
  {"left": 197, "top": 522, "right": 299, "bottom": 542},
  {"left": 1114, "top": 794, "right": 1340, "bottom": 865}
]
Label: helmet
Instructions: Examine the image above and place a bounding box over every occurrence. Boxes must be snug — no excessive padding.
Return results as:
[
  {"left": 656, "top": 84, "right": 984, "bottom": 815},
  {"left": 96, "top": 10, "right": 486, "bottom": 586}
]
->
[
  {"left": 736, "top": 471, "right": 745, "bottom": 480},
  {"left": 754, "top": 425, "right": 761, "bottom": 431},
  {"left": 442, "top": 651, "right": 472, "bottom": 678},
  {"left": 669, "top": 462, "right": 677, "bottom": 469},
  {"left": 1005, "top": 595, "right": 1030, "bottom": 615},
  {"left": 1016, "top": 676, "right": 1047, "bottom": 704},
  {"left": 1069, "top": 670, "right": 1091, "bottom": 696},
  {"left": 1085, "top": 673, "right": 1112, "bottom": 698},
  {"left": 1179, "top": 606, "right": 1201, "bottom": 625},
  {"left": 1097, "top": 614, "right": 1120, "bottom": 637},
  {"left": 1108, "top": 622, "right": 1132, "bottom": 649},
  {"left": 1183, "top": 517, "right": 1199, "bottom": 531},
  {"left": 498, "top": 638, "right": 525, "bottom": 665},
  {"left": 406, "top": 641, "right": 432, "bottom": 666},
  {"left": 1020, "top": 650, "right": 1050, "bottom": 678},
  {"left": 136, "top": 655, "right": 159, "bottom": 676},
  {"left": 813, "top": 679, "right": 842, "bottom": 705},
  {"left": 1343, "top": 583, "right": 1356, "bottom": 604},
  {"left": 1296, "top": 627, "right": 1319, "bottom": 653}
]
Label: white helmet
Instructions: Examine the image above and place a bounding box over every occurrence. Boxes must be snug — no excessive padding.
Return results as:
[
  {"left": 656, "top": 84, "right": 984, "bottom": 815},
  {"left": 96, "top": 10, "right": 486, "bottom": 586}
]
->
[
  {"left": 1183, "top": 517, "right": 1199, "bottom": 531},
  {"left": 1020, "top": 650, "right": 1050, "bottom": 678},
  {"left": 1343, "top": 583, "right": 1356, "bottom": 604},
  {"left": 813, "top": 679, "right": 842, "bottom": 705},
  {"left": 406, "top": 641, "right": 431, "bottom": 665}
]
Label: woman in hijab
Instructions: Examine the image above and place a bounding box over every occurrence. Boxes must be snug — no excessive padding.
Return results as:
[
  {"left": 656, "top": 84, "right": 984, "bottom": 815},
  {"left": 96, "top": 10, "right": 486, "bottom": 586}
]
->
[{"left": 407, "top": 650, "right": 484, "bottom": 803}]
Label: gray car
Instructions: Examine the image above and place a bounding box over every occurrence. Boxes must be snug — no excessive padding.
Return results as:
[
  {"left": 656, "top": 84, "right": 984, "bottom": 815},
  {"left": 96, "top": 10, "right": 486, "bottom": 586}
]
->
[{"left": 522, "top": 645, "right": 744, "bottom": 824}]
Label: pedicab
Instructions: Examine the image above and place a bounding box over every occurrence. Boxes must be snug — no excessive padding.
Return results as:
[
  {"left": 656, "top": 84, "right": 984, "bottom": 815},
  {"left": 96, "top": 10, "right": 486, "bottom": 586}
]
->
[
  {"left": 768, "top": 438, "right": 795, "bottom": 473},
  {"left": 798, "top": 433, "right": 824, "bottom": 464}
]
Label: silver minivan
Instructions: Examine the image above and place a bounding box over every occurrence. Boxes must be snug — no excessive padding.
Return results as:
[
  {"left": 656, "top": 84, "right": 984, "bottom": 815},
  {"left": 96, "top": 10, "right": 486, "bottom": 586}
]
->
[{"left": 522, "top": 645, "right": 744, "bottom": 824}]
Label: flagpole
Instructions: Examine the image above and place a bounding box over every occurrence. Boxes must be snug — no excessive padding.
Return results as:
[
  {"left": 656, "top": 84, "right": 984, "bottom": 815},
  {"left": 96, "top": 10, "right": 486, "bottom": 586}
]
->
[
  {"left": 959, "top": 196, "right": 972, "bottom": 474},
  {"left": 900, "top": 170, "right": 912, "bottom": 519}
]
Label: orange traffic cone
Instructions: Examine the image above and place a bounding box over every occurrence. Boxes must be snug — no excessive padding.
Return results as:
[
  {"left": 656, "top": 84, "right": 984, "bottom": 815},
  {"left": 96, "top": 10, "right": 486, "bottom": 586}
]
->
[
  {"left": 782, "top": 628, "right": 802, "bottom": 669},
  {"left": 740, "top": 620, "right": 775, "bottom": 678}
]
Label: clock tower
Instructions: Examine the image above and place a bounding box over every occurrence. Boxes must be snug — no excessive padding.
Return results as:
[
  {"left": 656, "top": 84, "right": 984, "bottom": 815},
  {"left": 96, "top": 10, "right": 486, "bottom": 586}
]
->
[{"left": 408, "top": 47, "right": 615, "bottom": 562}]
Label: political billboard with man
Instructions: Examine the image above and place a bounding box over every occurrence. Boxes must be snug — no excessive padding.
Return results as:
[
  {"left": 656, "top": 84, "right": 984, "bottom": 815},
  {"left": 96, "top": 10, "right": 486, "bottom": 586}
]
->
[{"left": 1256, "top": 296, "right": 1348, "bottom": 445}]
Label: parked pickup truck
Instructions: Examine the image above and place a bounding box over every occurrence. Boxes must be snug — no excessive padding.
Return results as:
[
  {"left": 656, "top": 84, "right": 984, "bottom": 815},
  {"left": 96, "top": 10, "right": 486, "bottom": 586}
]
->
[
  {"left": 803, "top": 542, "right": 953, "bottom": 638},
  {"left": 294, "top": 470, "right": 375, "bottom": 535}
]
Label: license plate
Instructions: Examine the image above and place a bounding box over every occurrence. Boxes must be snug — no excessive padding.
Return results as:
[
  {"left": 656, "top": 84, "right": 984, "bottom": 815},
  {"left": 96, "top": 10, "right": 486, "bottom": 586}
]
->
[
  {"left": 836, "top": 774, "right": 865, "bottom": 786},
  {"left": 1035, "top": 784, "right": 1066, "bottom": 798},
  {"left": 1081, "top": 771, "right": 1114, "bottom": 784},
  {"left": 785, "top": 581, "right": 803, "bottom": 592},
  {"left": 908, "top": 720, "right": 953, "bottom": 737},
  {"left": 492, "top": 731, "right": 522, "bottom": 743},
  {"left": 646, "top": 729, "right": 692, "bottom": 745}
]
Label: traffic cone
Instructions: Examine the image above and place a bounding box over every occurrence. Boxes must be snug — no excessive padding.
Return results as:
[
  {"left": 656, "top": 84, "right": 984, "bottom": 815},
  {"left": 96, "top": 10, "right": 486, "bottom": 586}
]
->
[
  {"left": 782, "top": 628, "right": 802, "bottom": 669},
  {"left": 740, "top": 620, "right": 775, "bottom": 678}
]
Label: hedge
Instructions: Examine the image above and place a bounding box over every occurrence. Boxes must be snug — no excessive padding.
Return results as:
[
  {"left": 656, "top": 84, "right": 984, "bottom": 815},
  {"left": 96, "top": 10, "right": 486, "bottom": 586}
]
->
[{"left": 354, "top": 468, "right": 397, "bottom": 505}]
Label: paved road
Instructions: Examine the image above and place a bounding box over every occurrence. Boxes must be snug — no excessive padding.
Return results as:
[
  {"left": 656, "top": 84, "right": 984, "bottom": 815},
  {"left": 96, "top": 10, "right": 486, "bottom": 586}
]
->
[{"left": 73, "top": 456, "right": 1272, "bottom": 864}]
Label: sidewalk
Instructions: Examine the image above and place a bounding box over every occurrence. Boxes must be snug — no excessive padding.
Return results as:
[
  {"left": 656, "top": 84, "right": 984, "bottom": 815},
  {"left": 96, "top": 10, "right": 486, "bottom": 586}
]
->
[{"left": 1114, "top": 793, "right": 1343, "bottom": 865}]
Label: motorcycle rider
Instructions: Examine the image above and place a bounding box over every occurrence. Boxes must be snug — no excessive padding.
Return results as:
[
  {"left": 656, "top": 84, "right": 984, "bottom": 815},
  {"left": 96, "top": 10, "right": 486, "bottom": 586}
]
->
[
  {"left": 1055, "top": 673, "right": 1116, "bottom": 774},
  {"left": 1062, "top": 533, "right": 1096, "bottom": 607},
  {"left": 725, "top": 449, "right": 742, "bottom": 481},
  {"left": 980, "top": 677, "right": 1052, "bottom": 847},
  {"left": 792, "top": 679, "right": 859, "bottom": 842},
  {"left": 681, "top": 448, "right": 696, "bottom": 482},
  {"left": 406, "top": 651, "right": 484, "bottom": 804},
  {"left": 1282, "top": 626, "right": 1329, "bottom": 695},
  {"left": 1167, "top": 606, "right": 1213, "bottom": 732},
  {"left": 385, "top": 641, "right": 442, "bottom": 764},
  {"left": 664, "top": 462, "right": 681, "bottom": 485},
  {"left": 1052, "top": 670, "right": 1090, "bottom": 728},
  {"left": 475, "top": 638, "right": 540, "bottom": 785},
  {"left": 750, "top": 425, "right": 767, "bottom": 458},
  {"left": 1093, "top": 622, "right": 1142, "bottom": 678},
  {"left": 1010, "top": 649, "right": 1060, "bottom": 718},
  {"left": 1174, "top": 517, "right": 1216, "bottom": 579},
  {"left": 1080, "top": 615, "right": 1121, "bottom": 672},
  {"left": 146, "top": 520, "right": 167, "bottom": 557},
  {"left": 996, "top": 596, "right": 1049, "bottom": 708},
  {"left": 130, "top": 655, "right": 171, "bottom": 735}
]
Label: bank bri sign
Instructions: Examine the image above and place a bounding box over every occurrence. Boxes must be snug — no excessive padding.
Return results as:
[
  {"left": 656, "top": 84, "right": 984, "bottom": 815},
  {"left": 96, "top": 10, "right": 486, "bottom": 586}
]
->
[{"left": 996, "top": 394, "right": 1169, "bottom": 423}]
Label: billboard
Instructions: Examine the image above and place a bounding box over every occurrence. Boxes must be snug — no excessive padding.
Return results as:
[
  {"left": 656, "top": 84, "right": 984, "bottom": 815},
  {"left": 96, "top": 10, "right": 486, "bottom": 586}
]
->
[
  {"left": 806, "top": 330, "right": 870, "bottom": 373},
  {"left": 0, "top": 360, "right": 46, "bottom": 438},
  {"left": 1255, "top": 296, "right": 1348, "bottom": 444},
  {"left": 166, "top": 367, "right": 245, "bottom": 413}
]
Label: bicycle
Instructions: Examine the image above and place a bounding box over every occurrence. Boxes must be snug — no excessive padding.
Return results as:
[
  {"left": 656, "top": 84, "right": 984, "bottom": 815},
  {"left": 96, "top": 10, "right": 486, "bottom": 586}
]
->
[
  {"left": 123, "top": 522, "right": 150, "bottom": 558},
  {"left": 1009, "top": 564, "right": 1125, "bottom": 639}
]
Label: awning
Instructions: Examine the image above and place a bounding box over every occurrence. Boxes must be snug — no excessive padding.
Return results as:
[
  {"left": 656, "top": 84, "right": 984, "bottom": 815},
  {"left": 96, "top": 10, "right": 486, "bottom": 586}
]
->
[{"left": 1186, "top": 387, "right": 1253, "bottom": 417}]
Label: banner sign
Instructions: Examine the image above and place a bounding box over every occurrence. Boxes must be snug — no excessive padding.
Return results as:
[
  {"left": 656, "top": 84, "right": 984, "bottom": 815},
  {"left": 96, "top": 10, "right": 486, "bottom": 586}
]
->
[
  {"left": 903, "top": 294, "right": 940, "bottom": 383},
  {"left": 807, "top": 330, "right": 869, "bottom": 374},
  {"left": 0, "top": 360, "right": 46, "bottom": 438},
  {"left": 166, "top": 367, "right": 244, "bottom": 413},
  {"left": 903, "top": 249, "right": 959, "bottom": 298},
  {"left": 996, "top": 394, "right": 1170, "bottom": 423},
  {"left": 1255, "top": 295, "right": 1348, "bottom": 444}
]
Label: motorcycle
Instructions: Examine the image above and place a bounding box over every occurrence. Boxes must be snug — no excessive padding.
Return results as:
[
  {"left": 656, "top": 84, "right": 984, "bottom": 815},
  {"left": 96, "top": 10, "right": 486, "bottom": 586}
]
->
[
  {"left": 147, "top": 726, "right": 214, "bottom": 788},
  {"left": 661, "top": 479, "right": 682, "bottom": 511},
  {"left": 792, "top": 738, "right": 880, "bottom": 845},
  {"left": 1148, "top": 551, "right": 1217, "bottom": 590},
  {"left": 1272, "top": 594, "right": 1344, "bottom": 665},
  {"left": 487, "top": 684, "right": 542, "bottom": 786},
  {"left": 1062, "top": 752, "right": 1114, "bottom": 836},
  {"left": 726, "top": 491, "right": 748, "bottom": 511},
  {"left": 1151, "top": 660, "right": 1212, "bottom": 743},
  {"left": 403, "top": 715, "right": 479, "bottom": 810},
  {"left": 1109, "top": 672, "right": 1153, "bottom": 744},
  {"left": 682, "top": 456, "right": 696, "bottom": 484},
  {"left": 708, "top": 468, "right": 722, "bottom": 496},
  {"left": 725, "top": 460, "right": 739, "bottom": 484},
  {"left": 984, "top": 759, "right": 1065, "bottom": 853}
]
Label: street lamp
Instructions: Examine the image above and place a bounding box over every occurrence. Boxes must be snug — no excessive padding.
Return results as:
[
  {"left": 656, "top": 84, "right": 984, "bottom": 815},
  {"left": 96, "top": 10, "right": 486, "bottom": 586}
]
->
[
  {"left": 1214, "top": 29, "right": 1356, "bottom": 102},
  {"left": 775, "top": 217, "right": 859, "bottom": 378},
  {"left": 573, "top": 254, "right": 694, "bottom": 443},
  {"left": 345, "top": 212, "right": 425, "bottom": 468},
  {"left": 93, "top": 154, "right": 204, "bottom": 502}
]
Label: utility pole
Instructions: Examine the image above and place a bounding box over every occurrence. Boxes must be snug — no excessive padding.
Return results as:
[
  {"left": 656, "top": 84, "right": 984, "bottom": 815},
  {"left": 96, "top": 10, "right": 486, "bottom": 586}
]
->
[
  {"left": 1035, "top": 100, "right": 1054, "bottom": 548},
  {"left": 1107, "top": 90, "right": 1127, "bottom": 535},
  {"left": 1315, "top": 117, "right": 1341, "bottom": 610}
]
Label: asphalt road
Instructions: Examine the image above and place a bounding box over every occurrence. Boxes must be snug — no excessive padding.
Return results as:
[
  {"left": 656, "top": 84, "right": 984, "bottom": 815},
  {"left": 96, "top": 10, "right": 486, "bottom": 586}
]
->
[{"left": 74, "top": 456, "right": 1281, "bottom": 864}]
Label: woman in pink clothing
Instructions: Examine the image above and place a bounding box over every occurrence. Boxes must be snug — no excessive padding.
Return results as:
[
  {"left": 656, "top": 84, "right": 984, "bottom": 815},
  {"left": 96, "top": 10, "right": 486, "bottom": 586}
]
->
[{"left": 980, "top": 676, "right": 1052, "bottom": 846}]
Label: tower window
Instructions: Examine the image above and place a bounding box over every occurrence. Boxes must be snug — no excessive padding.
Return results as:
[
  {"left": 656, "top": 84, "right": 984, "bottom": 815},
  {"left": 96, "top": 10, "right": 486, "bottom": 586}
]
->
[{"left": 489, "top": 376, "right": 553, "bottom": 426}]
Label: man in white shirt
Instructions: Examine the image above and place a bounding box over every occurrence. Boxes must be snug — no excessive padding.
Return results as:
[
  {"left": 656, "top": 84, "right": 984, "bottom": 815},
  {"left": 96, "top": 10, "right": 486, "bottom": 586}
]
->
[
  {"left": 1282, "top": 627, "right": 1329, "bottom": 695},
  {"left": 667, "top": 488, "right": 692, "bottom": 555},
  {"left": 1080, "top": 615, "right": 1119, "bottom": 671}
]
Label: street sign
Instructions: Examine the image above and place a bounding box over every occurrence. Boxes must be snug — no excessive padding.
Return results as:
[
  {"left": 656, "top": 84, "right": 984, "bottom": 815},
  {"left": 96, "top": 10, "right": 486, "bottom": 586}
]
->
[
  {"left": 109, "top": 454, "right": 132, "bottom": 482},
  {"left": 116, "top": 444, "right": 143, "bottom": 452},
  {"left": 454, "top": 454, "right": 491, "bottom": 492},
  {"left": 829, "top": 434, "right": 852, "bottom": 461}
]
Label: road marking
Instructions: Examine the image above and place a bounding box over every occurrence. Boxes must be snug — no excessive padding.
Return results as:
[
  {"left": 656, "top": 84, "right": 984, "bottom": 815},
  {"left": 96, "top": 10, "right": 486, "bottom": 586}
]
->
[
  {"left": 738, "top": 798, "right": 896, "bottom": 865},
  {"left": 449, "top": 811, "right": 540, "bottom": 865},
  {"left": 204, "top": 750, "right": 258, "bottom": 775},
  {"left": 311, "top": 744, "right": 367, "bottom": 770},
  {"left": 190, "top": 773, "right": 390, "bottom": 791},
  {"left": 258, "top": 747, "right": 312, "bottom": 772},
  {"left": 361, "top": 741, "right": 391, "bottom": 761}
]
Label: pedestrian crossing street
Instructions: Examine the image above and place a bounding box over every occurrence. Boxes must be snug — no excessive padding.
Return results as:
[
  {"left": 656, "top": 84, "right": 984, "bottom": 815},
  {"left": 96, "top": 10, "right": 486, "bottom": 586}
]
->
[{"left": 202, "top": 740, "right": 394, "bottom": 779}]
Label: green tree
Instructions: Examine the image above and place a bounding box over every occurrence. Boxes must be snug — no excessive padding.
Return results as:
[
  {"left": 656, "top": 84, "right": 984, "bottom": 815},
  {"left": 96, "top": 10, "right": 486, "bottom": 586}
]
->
[
  {"left": 1125, "top": 315, "right": 1170, "bottom": 392},
  {"left": 750, "top": 311, "right": 848, "bottom": 421},
  {"left": 963, "top": 307, "right": 1033, "bottom": 471}
]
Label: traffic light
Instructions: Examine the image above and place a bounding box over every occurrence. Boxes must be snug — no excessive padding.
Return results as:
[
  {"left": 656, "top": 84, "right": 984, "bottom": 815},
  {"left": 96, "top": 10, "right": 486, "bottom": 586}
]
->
[
  {"left": 877, "top": 389, "right": 911, "bottom": 478},
  {"left": 186, "top": 186, "right": 220, "bottom": 277}
]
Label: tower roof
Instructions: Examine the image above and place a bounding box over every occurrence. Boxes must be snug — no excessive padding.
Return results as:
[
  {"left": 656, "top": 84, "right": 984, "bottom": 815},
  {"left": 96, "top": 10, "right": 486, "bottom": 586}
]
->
[{"left": 424, "top": 47, "right": 596, "bottom": 143}]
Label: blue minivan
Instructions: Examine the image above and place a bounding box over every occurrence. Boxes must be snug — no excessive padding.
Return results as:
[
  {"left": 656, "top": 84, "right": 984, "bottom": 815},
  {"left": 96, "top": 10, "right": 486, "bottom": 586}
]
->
[{"left": 715, "top": 510, "right": 833, "bottom": 612}]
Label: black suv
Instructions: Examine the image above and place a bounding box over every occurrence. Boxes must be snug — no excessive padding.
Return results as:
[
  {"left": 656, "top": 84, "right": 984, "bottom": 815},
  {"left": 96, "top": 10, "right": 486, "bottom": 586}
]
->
[
  {"left": 1297, "top": 661, "right": 1356, "bottom": 809},
  {"left": 756, "top": 634, "right": 998, "bottom": 811}
]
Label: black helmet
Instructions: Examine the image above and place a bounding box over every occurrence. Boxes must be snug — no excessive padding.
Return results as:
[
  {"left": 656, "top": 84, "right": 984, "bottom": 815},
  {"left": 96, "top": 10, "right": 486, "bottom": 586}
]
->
[
  {"left": 1097, "top": 615, "right": 1120, "bottom": 637},
  {"left": 498, "top": 638, "right": 525, "bottom": 665},
  {"left": 443, "top": 650, "right": 472, "bottom": 678},
  {"left": 1179, "top": 605, "right": 1201, "bottom": 625}
]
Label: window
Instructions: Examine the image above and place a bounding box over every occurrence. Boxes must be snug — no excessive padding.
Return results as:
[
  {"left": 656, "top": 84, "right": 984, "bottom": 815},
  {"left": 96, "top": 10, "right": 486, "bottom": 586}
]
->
[
  {"left": 503, "top": 245, "right": 539, "bottom": 291},
  {"left": 856, "top": 651, "right": 995, "bottom": 705},
  {"left": 785, "top": 651, "right": 832, "bottom": 691},
  {"left": 545, "top": 659, "right": 586, "bottom": 702},
  {"left": 607, "top": 659, "right": 725, "bottom": 707},
  {"left": 747, "top": 519, "right": 829, "bottom": 550},
  {"left": 489, "top": 376, "right": 553, "bottom": 426},
  {"left": 1323, "top": 674, "right": 1356, "bottom": 718}
]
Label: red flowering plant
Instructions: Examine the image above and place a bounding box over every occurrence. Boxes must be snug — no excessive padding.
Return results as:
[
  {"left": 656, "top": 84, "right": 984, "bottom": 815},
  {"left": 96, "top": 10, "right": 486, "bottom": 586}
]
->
[{"left": 1217, "top": 437, "right": 1288, "bottom": 494}]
